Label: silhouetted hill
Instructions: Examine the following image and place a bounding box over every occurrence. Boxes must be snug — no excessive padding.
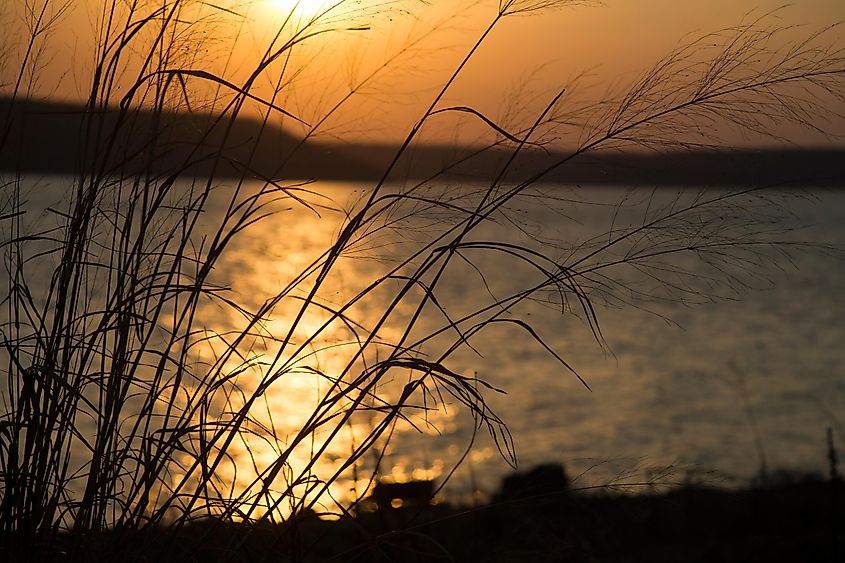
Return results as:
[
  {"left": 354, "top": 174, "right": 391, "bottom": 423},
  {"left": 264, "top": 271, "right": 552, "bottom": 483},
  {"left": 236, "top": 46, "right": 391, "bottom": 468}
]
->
[
  {"left": 0, "top": 97, "right": 372, "bottom": 180},
  {"left": 1, "top": 97, "right": 843, "bottom": 186}
]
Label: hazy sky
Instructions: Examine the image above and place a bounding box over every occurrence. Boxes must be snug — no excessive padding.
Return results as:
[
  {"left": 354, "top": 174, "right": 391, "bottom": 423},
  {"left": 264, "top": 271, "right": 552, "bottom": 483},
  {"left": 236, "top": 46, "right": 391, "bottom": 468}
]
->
[{"left": 3, "top": 0, "right": 844, "bottom": 145}]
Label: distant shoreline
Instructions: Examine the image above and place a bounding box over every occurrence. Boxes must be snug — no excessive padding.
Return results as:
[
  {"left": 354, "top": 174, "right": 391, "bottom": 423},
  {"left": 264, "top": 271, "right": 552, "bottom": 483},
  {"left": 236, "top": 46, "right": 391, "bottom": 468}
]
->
[{"left": 2, "top": 97, "right": 844, "bottom": 186}]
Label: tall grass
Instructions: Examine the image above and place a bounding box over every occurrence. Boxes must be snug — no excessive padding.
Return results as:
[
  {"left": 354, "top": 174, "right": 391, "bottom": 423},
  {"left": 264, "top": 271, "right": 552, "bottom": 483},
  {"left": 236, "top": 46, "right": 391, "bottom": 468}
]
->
[{"left": 0, "top": 0, "right": 843, "bottom": 560}]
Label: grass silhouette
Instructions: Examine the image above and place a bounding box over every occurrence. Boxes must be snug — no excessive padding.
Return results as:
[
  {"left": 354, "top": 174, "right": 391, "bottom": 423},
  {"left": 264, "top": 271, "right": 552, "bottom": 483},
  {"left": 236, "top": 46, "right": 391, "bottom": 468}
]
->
[{"left": 0, "top": 1, "right": 843, "bottom": 561}]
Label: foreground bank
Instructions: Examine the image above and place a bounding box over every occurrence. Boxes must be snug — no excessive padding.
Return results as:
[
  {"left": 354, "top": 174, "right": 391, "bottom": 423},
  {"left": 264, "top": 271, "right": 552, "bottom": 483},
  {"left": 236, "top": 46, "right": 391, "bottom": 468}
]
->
[{"left": 13, "top": 464, "right": 842, "bottom": 563}]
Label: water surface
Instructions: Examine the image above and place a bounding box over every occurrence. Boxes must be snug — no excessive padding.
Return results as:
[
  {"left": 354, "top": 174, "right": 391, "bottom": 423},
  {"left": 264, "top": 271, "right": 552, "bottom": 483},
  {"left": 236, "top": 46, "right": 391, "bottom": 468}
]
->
[
  {"left": 206, "top": 183, "right": 845, "bottom": 499},
  {"left": 6, "top": 178, "right": 845, "bottom": 511}
]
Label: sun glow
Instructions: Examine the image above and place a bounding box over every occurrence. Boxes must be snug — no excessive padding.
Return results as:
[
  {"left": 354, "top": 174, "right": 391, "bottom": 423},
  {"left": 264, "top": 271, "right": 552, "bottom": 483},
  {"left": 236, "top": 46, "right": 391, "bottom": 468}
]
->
[{"left": 266, "top": 0, "right": 337, "bottom": 20}]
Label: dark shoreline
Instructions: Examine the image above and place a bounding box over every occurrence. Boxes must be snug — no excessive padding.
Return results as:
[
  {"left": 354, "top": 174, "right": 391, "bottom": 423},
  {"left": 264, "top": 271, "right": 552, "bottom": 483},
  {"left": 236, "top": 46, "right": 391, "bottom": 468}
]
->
[
  {"left": 9, "top": 466, "right": 842, "bottom": 562},
  {"left": 2, "top": 97, "right": 844, "bottom": 186}
]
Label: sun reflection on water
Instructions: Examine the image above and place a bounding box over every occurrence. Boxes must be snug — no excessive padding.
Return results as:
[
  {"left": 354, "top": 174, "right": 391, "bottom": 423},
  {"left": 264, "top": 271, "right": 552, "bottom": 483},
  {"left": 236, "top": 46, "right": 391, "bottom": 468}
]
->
[{"left": 179, "top": 183, "right": 459, "bottom": 518}]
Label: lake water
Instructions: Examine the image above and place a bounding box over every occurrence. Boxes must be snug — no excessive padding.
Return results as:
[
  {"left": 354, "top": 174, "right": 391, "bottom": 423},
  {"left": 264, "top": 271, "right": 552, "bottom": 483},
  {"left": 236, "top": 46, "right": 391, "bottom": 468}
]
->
[{"left": 5, "top": 177, "right": 845, "bottom": 512}]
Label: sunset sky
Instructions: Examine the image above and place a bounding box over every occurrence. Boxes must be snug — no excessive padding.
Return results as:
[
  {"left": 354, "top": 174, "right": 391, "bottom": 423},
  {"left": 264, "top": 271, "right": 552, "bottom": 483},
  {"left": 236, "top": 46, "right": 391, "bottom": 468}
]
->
[{"left": 2, "top": 0, "right": 844, "bottom": 144}]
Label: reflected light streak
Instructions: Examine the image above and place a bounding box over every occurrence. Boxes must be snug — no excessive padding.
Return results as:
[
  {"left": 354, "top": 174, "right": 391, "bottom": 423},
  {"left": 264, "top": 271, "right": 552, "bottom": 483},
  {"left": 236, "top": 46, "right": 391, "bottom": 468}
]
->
[{"left": 180, "top": 186, "right": 454, "bottom": 519}]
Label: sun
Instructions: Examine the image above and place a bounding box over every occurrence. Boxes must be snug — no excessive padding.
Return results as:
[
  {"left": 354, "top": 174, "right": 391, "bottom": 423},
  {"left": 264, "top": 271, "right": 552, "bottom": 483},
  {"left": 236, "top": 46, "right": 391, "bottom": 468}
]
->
[{"left": 265, "top": 0, "right": 336, "bottom": 19}]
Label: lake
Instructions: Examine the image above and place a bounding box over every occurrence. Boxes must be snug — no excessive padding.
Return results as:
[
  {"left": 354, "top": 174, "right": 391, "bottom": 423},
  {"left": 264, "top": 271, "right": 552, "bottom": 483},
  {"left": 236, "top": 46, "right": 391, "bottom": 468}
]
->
[{"left": 4, "top": 177, "right": 845, "bottom": 512}]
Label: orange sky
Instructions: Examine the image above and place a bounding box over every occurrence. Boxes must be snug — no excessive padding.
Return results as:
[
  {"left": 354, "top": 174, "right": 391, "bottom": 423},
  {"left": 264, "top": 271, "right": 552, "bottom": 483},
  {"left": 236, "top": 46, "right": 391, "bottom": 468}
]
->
[{"left": 2, "top": 0, "right": 844, "bottom": 145}]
